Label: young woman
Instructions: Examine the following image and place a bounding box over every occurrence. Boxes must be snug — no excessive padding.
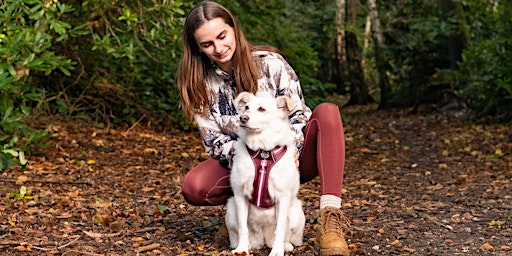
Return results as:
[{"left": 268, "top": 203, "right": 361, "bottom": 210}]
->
[{"left": 177, "top": 1, "right": 350, "bottom": 255}]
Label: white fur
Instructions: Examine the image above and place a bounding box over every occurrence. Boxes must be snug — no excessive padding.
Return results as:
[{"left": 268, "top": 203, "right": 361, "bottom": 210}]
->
[{"left": 226, "top": 92, "right": 305, "bottom": 256}]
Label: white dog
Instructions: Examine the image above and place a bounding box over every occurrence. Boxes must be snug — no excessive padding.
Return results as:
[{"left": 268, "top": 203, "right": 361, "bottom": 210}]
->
[{"left": 226, "top": 92, "right": 305, "bottom": 256}]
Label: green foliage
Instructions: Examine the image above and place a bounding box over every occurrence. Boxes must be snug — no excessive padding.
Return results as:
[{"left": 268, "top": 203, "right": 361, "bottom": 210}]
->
[
  {"left": 2, "top": 0, "right": 510, "bottom": 148},
  {"left": 377, "top": 1, "right": 454, "bottom": 106},
  {"left": 374, "top": 0, "right": 512, "bottom": 121},
  {"left": 6, "top": 186, "right": 38, "bottom": 201},
  {"left": 0, "top": 1, "right": 81, "bottom": 76},
  {"left": 50, "top": 0, "right": 191, "bottom": 127},
  {"left": 455, "top": 0, "right": 512, "bottom": 121},
  {"left": 0, "top": 0, "right": 79, "bottom": 170}
]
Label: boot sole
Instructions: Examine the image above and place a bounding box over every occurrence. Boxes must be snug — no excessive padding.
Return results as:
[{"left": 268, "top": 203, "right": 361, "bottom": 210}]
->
[{"left": 314, "top": 241, "right": 351, "bottom": 256}]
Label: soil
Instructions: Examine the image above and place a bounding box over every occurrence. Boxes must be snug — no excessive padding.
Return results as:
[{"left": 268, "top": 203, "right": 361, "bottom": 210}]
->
[{"left": 0, "top": 105, "right": 511, "bottom": 255}]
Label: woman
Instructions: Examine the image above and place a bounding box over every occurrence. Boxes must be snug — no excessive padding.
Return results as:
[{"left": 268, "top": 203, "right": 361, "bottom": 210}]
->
[{"left": 177, "top": 1, "right": 350, "bottom": 255}]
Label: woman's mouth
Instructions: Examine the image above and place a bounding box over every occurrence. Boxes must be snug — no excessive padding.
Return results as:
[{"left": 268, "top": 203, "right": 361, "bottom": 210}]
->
[{"left": 216, "top": 50, "right": 229, "bottom": 60}]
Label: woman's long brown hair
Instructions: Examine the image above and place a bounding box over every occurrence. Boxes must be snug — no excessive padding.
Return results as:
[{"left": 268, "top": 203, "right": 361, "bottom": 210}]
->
[{"left": 176, "top": 1, "right": 278, "bottom": 121}]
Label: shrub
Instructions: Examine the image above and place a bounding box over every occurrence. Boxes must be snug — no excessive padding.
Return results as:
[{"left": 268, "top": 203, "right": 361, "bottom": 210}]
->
[
  {"left": 49, "top": 0, "right": 191, "bottom": 128},
  {"left": 456, "top": 1, "right": 512, "bottom": 121},
  {"left": 0, "top": 0, "right": 82, "bottom": 169}
]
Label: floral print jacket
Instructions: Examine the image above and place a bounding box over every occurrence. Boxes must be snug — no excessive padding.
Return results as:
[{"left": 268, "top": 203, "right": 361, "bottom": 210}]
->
[{"left": 193, "top": 51, "right": 312, "bottom": 169}]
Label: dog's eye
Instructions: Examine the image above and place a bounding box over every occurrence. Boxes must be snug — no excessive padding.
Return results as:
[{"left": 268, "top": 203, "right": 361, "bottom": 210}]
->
[
  {"left": 245, "top": 106, "right": 249, "bottom": 110},
  {"left": 258, "top": 107, "right": 265, "bottom": 112}
]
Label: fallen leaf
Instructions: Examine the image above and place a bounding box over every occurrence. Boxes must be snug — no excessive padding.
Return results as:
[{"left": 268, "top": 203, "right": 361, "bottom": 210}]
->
[
  {"left": 144, "top": 148, "right": 159, "bottom": 154},
  {"left": 16, "top": 175, "right": 28, "bottom": 184},
  {"left": 479, "top": 242, "right": 494, "bottom": 250},
  {"left": 391, "top": 240, "right": 402, "bottom": 246},
  {"left": 141, "top": 187, "right": 155, "bottom": 192},
  {"left": 82, "top": 230, "right": 121, "bottom": 238}
]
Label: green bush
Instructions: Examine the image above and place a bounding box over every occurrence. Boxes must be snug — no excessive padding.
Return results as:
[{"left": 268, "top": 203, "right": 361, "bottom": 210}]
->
[
  {"left": 456, "top": 0, "right": 512, "bottom": 121},
  {"left": 49, "top": 0, "right": 191, "bottom": 127},
  {"left": 377, "top": 1, "right": 455, "bottom": 107},
  {"left": 0, "top": 0, "right": 84, "bottom": 169}
]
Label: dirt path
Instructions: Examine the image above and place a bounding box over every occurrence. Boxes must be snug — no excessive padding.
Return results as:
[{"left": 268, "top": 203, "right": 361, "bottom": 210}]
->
[{"left": 0, "top": 105, "right": 510, "bottom": 255}]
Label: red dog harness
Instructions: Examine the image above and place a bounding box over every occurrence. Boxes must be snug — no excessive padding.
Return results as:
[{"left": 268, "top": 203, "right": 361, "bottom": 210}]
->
[{"left": 247, "top": 146, "right": 287, "bottom": 209}]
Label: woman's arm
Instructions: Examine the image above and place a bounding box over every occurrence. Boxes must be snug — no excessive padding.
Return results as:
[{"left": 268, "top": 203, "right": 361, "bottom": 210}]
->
[{"left": 194, "top": 113, "right": 238, "bottom": 169}]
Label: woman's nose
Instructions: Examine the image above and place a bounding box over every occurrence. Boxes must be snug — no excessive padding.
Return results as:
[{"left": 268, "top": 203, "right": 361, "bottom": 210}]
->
[{"left": 213, "top": 41, "right": 222, "bottom": 53}]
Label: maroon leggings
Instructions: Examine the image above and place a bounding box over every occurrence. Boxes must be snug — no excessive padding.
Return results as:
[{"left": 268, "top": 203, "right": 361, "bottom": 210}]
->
[{"left": 181, "top": 103, "right": 345, "bottom": 206}]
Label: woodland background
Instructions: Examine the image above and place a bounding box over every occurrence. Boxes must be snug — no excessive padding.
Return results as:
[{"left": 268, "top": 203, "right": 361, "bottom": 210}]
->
[
  {"left": 1, "top": 0, "right": 512, "bottom": 168},
  {"left": 0, "top": 1, "right": 511, "bottom": 255}
]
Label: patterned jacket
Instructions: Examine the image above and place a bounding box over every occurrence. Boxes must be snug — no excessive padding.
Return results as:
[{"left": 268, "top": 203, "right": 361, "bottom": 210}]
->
[{"left": 193, "top": 51, "right": 312, "bottom": 169}]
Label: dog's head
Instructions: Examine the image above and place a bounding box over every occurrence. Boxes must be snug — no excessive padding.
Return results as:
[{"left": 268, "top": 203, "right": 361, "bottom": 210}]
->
[{"left": 234, "top": 92, "right": 297, "bottom": 133}]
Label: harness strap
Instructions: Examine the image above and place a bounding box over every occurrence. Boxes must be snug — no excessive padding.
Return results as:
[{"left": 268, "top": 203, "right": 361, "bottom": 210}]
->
[{"left": 247, "top": 146, "right": 287, "bottom": 209}]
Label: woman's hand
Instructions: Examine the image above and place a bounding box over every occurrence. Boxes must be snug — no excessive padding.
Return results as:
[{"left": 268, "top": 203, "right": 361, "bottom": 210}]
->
[{"left": 294, "top": 152, "right": 300, "bottom": 168}]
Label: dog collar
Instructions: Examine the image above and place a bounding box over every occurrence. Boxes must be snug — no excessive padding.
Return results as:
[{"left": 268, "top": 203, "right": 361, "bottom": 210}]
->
[{"left": 247, "top": 145, "right": 287, "bottom": 209}]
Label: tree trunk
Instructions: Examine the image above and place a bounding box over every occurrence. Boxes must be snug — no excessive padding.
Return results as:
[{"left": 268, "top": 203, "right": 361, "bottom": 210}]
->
[
  {"left": 504, "top": 0, "right": 512, "bottom": 23},
  {"left": 439, "top": 0, "right": 468, "bottom": 70},
  {"left": 367, "top": 0, "right": 391, "bottom": 109},
  {"left": 334, "top": 0, "right": 349, "bottom": 94},
  {"left": 345, "top": 0, "right": 372, "bottom": 106},
  {"left": 362, "top": 15, "right": 371, "bottom": 69}
]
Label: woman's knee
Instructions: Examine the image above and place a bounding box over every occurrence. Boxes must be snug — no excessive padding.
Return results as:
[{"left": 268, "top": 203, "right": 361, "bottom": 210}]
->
[
  {"left": 316, "top": 102, "right": 340, "bottom": 115},
  {"left": 181, "top": 172, "right": 205, "bottom": 205},
  {"left": 181, "top": 159, "right": 231, "bottom": 206},
  {"left": 313, "top": 103, "right": 343, "bottom": 127}
]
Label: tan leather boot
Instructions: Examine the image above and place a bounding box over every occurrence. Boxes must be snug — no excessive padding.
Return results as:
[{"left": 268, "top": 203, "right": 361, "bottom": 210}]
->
[
  {"left": 315, "top": 207, "right": 351, "bottom": 256},
  {"left": 214, "top": 223, "right": 230, "bottom": 247}
]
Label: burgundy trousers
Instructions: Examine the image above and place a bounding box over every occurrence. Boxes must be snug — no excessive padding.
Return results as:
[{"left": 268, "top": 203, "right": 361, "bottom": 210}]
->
[{"left": 181, "top": 103, "right": 345, "bottom": 206}]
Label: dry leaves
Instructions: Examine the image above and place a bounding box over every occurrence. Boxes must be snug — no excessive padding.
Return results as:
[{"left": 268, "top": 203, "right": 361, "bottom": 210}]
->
[{"left": 0, "top": 107, "right": 510, "bottom": 255}]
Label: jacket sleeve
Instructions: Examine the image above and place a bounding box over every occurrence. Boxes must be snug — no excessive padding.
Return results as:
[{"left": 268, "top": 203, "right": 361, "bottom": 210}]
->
[{"left": 194, "top": 112, "right": 238, "bottom": 169}]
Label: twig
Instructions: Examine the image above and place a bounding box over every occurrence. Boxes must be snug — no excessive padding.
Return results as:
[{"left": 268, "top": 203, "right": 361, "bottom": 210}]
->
[
  {"left": 125, "top": 114, "right": 146, "bottom": 134},
  {"left": 58, "top": 235, "right": 81, "bottom": 250},
  {"left": 1, "top": 235, "right": 82, "bottom": 252},
  {"left": 419, "top": 212, "right": 453, "bottom": 230},
  {"left": 62, "top": 250, "right": 104, "bottom": 256},
  {"left": 133, "top": 227, "right": 165, "bottom": 233},
  {"left": 0, "top": 177, "right": 92, "bottom": 185},
  {"left": 135, "top": 243, "right": 160, "bottom": 253},
  {"left": 31, "top": 246, "right": 51, "bottom": 251},
  {"left": 0, "top": 240, "right": 20, "bottom": 245},
  {"left": 82, "top": 230, "right": 122, "bottom": 238}
]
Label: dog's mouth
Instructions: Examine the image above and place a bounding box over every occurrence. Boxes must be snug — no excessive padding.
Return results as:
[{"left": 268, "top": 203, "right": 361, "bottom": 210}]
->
[{"left": 240, "top": 124, "right": 259, "bottom": 131}]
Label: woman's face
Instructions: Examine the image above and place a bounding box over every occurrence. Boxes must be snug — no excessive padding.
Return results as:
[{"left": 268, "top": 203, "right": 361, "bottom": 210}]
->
[{"left": 194, "top": 17, "right": 236, "bottom": 73}]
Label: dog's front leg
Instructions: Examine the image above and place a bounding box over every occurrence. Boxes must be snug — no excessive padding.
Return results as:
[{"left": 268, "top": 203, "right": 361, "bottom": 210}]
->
[
  {"left": 232, "top": 194, "right": 251, "bottom": 255},
  {"left": 268, "top": 197, "right": 291, "bottom": 256}
]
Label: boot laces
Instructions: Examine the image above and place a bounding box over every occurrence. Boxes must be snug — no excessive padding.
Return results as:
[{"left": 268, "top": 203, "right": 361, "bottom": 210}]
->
[{"left": 322, "top": 208, "right": 350, "bottom": 234}]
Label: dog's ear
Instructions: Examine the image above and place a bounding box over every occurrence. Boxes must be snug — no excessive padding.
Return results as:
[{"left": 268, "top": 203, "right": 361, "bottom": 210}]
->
[
  {"left": 234, "top": 92, "right": 253, "bottom": 109},
  {"left": 275, "top": 96, "right": 297, "bottom": 113}
]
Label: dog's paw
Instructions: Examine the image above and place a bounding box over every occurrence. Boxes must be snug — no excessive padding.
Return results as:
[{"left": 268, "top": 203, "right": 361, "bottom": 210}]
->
[
  {"left": 268, "top": 246, "right": 285, "bottom": 256},
  {"left": 232, "top": 245, "right": 250, "bottom": 256},
  {"left": 232, "top": 252, "right": 250, "bottom": 256},
  {"left": 284, "top": 242, "right": 294, "bottom": 252}
]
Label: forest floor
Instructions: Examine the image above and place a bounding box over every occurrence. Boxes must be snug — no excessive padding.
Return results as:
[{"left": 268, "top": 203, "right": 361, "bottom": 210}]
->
[{"left": 0, "top": 104, "right": 511, "bottom": 256}]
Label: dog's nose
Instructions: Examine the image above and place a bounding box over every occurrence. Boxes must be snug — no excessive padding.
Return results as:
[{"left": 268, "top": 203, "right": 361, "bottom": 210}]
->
[{"left": 240, "top": 115, "right": 249, "bottom": 123}]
